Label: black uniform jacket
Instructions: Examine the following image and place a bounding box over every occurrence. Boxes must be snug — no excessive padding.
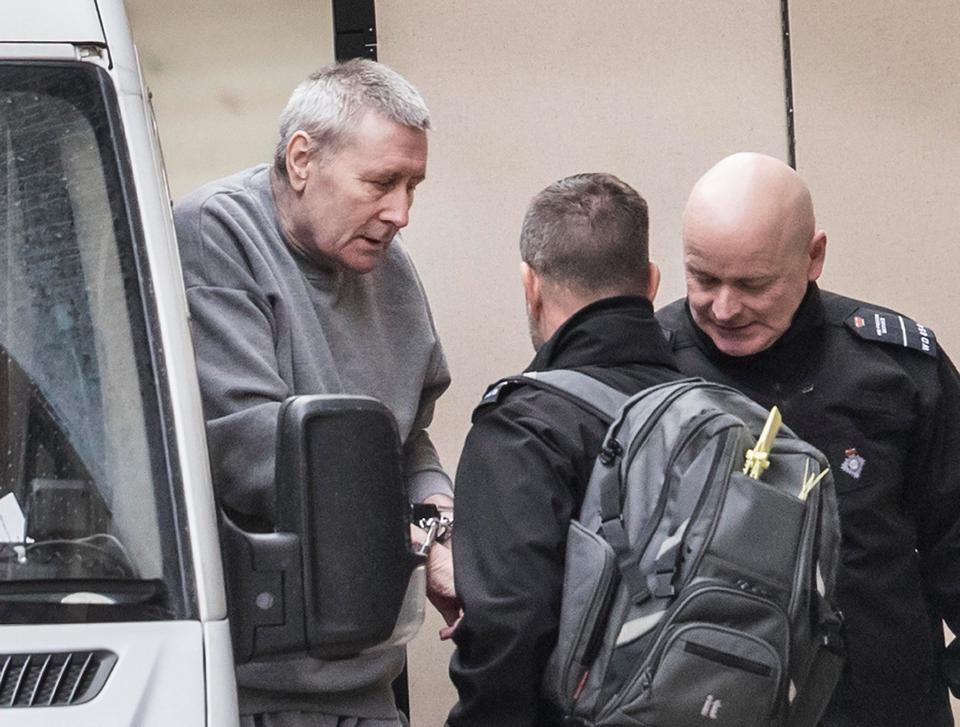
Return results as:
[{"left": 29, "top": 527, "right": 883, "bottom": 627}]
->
[
  {"left": 658, "top": 284, "right": 960, "bottom": 727},
  {"left": 447, "top": 297, "right": 682, "bottom": 727}
]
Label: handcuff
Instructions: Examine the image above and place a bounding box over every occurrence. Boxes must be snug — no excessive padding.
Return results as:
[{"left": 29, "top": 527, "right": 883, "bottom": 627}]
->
[{"left": 410, "top": 502, "right": 453, "bottom": 556}]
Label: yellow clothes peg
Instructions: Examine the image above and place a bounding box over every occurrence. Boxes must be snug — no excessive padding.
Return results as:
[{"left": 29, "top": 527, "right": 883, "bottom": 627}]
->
[
  {"left": 743, "top": 406, "right": 782, "bottom": 480},
  {"left": 799, "top": 459, "right": 830, "bottom": 501}
]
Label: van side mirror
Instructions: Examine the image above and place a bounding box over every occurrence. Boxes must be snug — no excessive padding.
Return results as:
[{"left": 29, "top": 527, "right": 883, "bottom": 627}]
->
[
  {"left": 223, "top": 395, "right": 425, "bottom": 663},
  {"left": 276, "top": 395, "right": 424, "bottom": 659}
]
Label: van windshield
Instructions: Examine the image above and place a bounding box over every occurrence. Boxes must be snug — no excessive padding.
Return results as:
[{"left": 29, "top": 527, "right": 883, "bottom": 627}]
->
[{"left": 0, "top": 63, "right": 186, "bottom": 620}]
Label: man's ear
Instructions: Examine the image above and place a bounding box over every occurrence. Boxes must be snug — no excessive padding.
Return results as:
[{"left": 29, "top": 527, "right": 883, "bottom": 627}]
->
[
  {"left": 520, "top": 261, "right": 542, "bottom": 318},
  {"left": 807, "top": 230, "right": 827, "bottom": 282},
  {"left": 285, "top": 131, "right": 313, "bottom": 193},
  {"left": 646, "top": 261, "right": 661, "bottom": 303}
]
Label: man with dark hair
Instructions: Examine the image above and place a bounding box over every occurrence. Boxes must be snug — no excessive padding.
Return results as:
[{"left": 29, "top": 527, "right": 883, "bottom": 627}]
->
[
  {"left": 447, "top": 173, "right": 683, "bottom": 726},
  {"left": 657, "top": 152, "right": 960, "bottom": 726},
  {"left": 175, "top": 58, "right": 454, "bottom": 727}
]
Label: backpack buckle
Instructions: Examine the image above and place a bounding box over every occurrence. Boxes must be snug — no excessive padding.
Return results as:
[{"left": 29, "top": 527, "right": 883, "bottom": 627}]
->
[
  {"left": 598, "top": 438, "right": 623, "bottom": 466},
  {"left": 649, "top": 542, "right": 682, "bottom": 598},
  {"left": 820, "top": 608, "right": 845, "bottom": 655},
  {"left": 651, "top": 567, "right": 676, "bottom": 598}
]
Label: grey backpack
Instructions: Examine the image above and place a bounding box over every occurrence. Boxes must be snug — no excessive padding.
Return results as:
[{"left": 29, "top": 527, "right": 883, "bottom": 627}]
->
[{"left": 514, "top": 371, "right": 844, "bottom": 727}]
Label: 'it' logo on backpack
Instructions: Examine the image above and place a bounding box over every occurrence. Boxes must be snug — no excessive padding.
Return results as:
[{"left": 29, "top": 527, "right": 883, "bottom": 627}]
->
[{"left": 701, "top": 694, "right": 722, "bottom": 719}]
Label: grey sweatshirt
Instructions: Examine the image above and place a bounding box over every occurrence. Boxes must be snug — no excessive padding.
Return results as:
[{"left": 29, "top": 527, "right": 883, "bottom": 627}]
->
[{"left": 175, "top": 164, "right": 452, "bottom": 717}]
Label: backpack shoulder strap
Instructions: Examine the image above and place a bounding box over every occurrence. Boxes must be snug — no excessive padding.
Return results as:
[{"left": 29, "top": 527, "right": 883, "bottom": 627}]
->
[
  {"left": 521, "top": 369, "right": 628, "bottom": 422},
  {"left": 787, "top": 604, "right": 845, "bottom": 727},
  {"left": 473, "top": 369, "right": 627, "bottom": 423}
]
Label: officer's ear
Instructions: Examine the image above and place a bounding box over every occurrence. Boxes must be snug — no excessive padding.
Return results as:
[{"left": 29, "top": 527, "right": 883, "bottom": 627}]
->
[
  {"left": 646, "top": 261, "right": 661, "bottom": 303},
  {"left": 807, "top": 230, "right": 827, "bottom": 282},
  {"left": 285, "top": 131, "right": 314, "bottom": 193},
  {"left": 521, "top": 261, "right": 543, "bottom": 322}
]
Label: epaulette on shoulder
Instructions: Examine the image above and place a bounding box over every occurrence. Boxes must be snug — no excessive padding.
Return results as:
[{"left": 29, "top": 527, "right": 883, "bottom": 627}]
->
[
  {"left": 844, "top": 306, "right": 937, "bottom": 358},
  {"left": 472, "top": 377, "right": 526, "bottom": 422},
  {"left": 661, "top": 324, "right": 698, "bottom": 350}
]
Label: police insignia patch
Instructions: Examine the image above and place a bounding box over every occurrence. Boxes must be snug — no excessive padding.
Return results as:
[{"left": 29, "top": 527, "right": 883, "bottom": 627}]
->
[
  {"left": 841, "top": 448, "right": 866, "bottom": 479},
  {"left": 844, "top": 306, "right": 937, "bottom": 357}
]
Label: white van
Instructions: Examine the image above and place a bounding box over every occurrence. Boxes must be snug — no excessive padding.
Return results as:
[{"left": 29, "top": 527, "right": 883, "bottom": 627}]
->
[{"left": 0, "top": 2, "right": 424, "bottom": 725}]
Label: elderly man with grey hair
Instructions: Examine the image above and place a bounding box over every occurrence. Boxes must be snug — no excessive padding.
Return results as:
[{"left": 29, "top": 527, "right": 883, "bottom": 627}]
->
[{"left": 175, "top": 59, "right": 455, "bottom": 727}]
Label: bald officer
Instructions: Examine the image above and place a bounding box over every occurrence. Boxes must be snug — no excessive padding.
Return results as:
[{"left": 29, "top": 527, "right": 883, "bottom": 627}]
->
[{"left": 657, "top": 152, "right": 960, "bottom": 726}]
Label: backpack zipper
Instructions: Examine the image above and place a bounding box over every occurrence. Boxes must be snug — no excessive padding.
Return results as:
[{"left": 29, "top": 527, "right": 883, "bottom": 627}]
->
[
  {"left": 676, "top": 425, "right": 744, "bottom": 587},
  {"left": 614, "top": 382, "right": 705, "bottom": 464},
  {"left": 783, "top": 450, "right": 824, "bottom": 620},
  {"left": 562, "top": 530, "right": 621, "bottom": 709},
  {"left": 684, "top": 639, "right": 773, "bottom": 676},
  {"left": 614, "top": 411, "right": 734, "bottom": 585}
]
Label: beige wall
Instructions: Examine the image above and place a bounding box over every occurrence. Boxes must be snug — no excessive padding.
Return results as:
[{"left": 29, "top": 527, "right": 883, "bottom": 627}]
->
[
  {"left": 790, "top": 0, "right": 960, "bottom": 355},
  {"left": 128, "top": 1, "right": 960, "bottom": 725},
  {"left": 127, "top": 0, "right": 334, "bottom": 199}
]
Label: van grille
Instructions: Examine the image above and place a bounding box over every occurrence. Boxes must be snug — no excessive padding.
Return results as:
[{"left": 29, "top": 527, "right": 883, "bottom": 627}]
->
[{"left": 0, "top": 651, "right": 116, "bottom": 707}]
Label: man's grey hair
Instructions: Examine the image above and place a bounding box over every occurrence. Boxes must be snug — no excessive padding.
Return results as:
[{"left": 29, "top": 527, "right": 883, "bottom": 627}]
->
[
  {"left": 273, "top": 58, "right": 431, "bottom": 181},
  {"left": 520, "top": 173, "right": 650, "bottom": 296}
]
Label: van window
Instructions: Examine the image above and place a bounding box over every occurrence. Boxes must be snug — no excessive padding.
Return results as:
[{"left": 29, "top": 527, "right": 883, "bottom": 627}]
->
[{"left": 0, "top": 63, "right": 185, "bottom": 620}]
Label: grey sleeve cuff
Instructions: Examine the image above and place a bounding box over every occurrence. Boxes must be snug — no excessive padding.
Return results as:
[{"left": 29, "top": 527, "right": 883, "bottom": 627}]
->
[
  {"left": 408, "top": 467, "right": 454, "bottom": 504},
  {"left": 403, "top": 428, "right": 453, "bottom": 502}
]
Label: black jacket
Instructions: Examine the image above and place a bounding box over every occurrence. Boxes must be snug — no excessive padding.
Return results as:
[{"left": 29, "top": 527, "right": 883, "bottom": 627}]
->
[
  {"left": 658, "top": 285, "right": 960, "bottom": 727},
  {"left": 447, "top": 297, "right": 682, "bottom": 727}
]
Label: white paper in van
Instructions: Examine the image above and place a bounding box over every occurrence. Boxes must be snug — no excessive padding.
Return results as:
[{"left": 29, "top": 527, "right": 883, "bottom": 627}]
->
[{"left": 0, "top": 492, "right": 26, "bottom": 543}]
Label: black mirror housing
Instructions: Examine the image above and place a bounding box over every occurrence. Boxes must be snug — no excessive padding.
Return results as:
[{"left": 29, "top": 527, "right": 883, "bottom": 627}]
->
[
  {"left": 276, "top": 395, "right": 422, "bottom": 659},
  {"left": 223, "top": 395, "right": 423, "bottom": 663},
  {"left": 220, "top": 513, "right": 305, "bottom": 662}
]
